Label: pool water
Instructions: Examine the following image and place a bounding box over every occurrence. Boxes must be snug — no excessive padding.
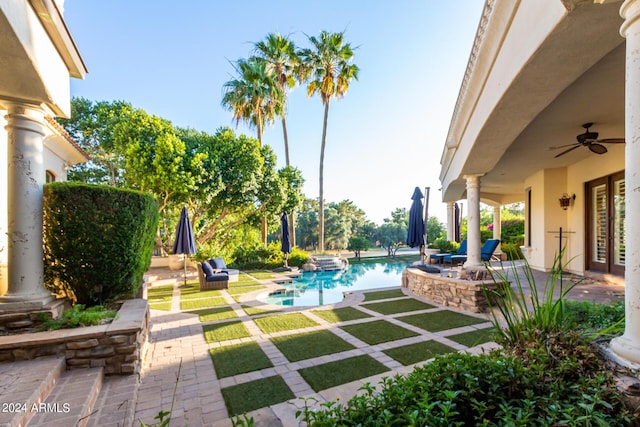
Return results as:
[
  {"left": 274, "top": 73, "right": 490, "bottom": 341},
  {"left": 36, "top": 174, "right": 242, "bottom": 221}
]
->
[{"left": 257, "top": 262, "right": 408, "bottom": 307}]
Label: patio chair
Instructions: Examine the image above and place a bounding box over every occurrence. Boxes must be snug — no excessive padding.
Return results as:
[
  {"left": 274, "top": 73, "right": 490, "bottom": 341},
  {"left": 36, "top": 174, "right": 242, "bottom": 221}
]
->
[
  {"left": 207, "top": 257, "right": 239, "bottom": 282},
  {"left": 197, "top": 262, "right": 229, "bottom": 290},
  {"left": 430, "top": 239, "right": 467, "bottom": 264},
  {"left": 448, "top": 239, "right": 501, "bottom": 265}
]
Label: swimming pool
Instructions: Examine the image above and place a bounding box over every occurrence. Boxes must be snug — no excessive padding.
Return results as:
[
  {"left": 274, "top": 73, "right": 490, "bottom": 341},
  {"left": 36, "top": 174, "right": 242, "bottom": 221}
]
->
[{"left": 257, "top": 262, "right": 407, "bottom": 307}]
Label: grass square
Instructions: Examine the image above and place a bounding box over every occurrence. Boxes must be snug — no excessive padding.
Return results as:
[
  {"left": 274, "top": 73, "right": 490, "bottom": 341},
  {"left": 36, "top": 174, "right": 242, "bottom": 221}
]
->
[
  {"left": 180, "top": 297, "right": 227, "bottom": 310},
  {"left": 340, "top": 319, "right": 418, "bottom": 345},
  {"left": 149, "top": 302, "right": 171, "bottom": 311},
  {"left": 203, "top": 321, "right": 251, "bottom": 343},
  {"left": 398, "top": 310, "right": 488, "bottom": 332},
  {"left": 227, "top": 285, "right": 266, "bottom": 298},
  {"left": 147, "top": 285, "right": 174, "bottom": 295},
  {"left": 382, "top": 340, "right": 455, "bottom": 366},
  {"left": 246, "top": 270, "right": 275, "bottom": 280},
  {"left": 447, "top": 327, "right": 497, "bottom": 347},
  {"left": 363, "top": 288, "right": 405, "bottom": 301},
  {"left": 187, "top": 306, "right": 237, "bottom": 322},
  {"left": 362, "top": 298, "right": 435, "bottom": 315},
  {"left": 253, "top": 313, "right": 318, "bottom": 334},
  {"left": 241, "top": 305, "right": 279, "bottom": 316},
  {"left": 270, "top": 330, "right": 355, "bottom": 362},
  {"left": 148, "top": 293, "right": 173, "bottom": 303},
  {"left": 222, "top": 375, "right": 294, "bottom": 416},
  {"left": 180, "top": 286, "right": 222, "bottom": 300},
  {"left": 310, "top": 307, "right": 372, "bottom": 323},
  {"left": 229, "top": 274, "right": 260, "bottom": 287},
  {"left": 209, "top": 342, "right": 272, "bottom": 378},
  {"left": 298, "top": 355, "right": 389, "bottom": 392}
]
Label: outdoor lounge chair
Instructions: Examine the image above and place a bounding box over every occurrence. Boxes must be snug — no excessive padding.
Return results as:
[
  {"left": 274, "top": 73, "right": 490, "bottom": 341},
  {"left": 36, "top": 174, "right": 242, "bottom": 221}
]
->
[
  {"left": 448, "top": 239, "right": 501, "bottom": 265},
  {"left": 197, "top": 262, "right": 229, "bottom": 290},
  {"left": 430, "top": 239, "right": 467, "bottom": 264},
  {"left": 207, "top": 257, "right": 239, "bottom": 282}
]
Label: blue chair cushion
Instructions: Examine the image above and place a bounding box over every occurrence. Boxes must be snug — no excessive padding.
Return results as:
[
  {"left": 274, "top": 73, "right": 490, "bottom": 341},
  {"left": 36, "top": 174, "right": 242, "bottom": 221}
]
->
[
  {"left": 201, "top": 261, "right": 214, "bottom": 277},
  {"left": 210, "top": 258, "right": 227, "bottom": 269},
  {"left": 206, "top": 272, "right": 229, "bottom": 282}
]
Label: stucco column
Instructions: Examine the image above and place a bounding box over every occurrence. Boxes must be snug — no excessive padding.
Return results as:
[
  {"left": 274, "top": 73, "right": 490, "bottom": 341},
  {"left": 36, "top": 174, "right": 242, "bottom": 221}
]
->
[
  {"left": 612, "top": 0, "right": 640, "bottom": 365},
  {"left": 446, "top": 201, "right": 455, "bottom": 241},
  {"left": 492, "top": 205, "right": 502, "bottom": 254},
  {"left": 463, "top": 174, "right": 483, "bottom": 270},
  {"left": 0, "top": 103, "right": 53, "bottom": 308}
]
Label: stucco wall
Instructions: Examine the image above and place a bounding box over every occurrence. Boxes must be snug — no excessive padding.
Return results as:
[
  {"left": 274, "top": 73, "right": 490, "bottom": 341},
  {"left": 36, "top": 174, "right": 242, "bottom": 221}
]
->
[{"left": 0, "top": 115, "right": 6, "bottom": 295}]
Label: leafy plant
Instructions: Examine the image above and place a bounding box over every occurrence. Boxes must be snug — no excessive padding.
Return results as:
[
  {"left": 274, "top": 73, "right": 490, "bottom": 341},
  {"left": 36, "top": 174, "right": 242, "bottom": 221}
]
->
[{"left": 38, "top": 304, "right": 117, "bottom": 331}]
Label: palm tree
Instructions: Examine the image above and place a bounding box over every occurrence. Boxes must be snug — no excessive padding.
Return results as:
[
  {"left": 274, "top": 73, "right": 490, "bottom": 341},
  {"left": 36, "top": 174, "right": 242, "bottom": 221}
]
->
[
  {"left": 222, "top": 57, "right": 282, "bottom": 243},
  {"left": 300, "top": 31, "right": 359, "bottom": 252},
  {"left": 221, "top": 57, "right": 282, "bottom": 145},
  {"left": 253, "top": 33, "right": 299, "bottom": 166},
  {"left": 253, "top": 33, "right": 301, "bottom": 246}
]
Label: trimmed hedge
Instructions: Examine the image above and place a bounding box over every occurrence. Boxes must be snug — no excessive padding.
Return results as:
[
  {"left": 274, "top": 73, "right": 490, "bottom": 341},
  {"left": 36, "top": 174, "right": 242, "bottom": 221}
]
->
[{"left": 43, "top": 182, "right": 158, "bottom": 305}]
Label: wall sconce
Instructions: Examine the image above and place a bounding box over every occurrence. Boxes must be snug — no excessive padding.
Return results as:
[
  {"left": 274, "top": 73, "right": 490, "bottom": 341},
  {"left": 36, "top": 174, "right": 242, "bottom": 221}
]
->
[{"left": 559, "top": 193, "right": 576, "bottom": 210}]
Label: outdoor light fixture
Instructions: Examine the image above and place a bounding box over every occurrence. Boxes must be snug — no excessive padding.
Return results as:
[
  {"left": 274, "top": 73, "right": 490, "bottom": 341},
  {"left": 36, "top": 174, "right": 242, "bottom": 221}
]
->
[{"left": 559, "top": 193, "right": 575, "bottom": 210}]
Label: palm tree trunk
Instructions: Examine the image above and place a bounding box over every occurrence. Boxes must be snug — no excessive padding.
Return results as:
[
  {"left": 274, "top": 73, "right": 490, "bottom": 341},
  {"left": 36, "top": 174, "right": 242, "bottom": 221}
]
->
[
  {"left": 281, "top": 115, "right": 297, "bottom": 247},
  {"left": 318, "top": 101, "right": 330, "bottom": 252}
]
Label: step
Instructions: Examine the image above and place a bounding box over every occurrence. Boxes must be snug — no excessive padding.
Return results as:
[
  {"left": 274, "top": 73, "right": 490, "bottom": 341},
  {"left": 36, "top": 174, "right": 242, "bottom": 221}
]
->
[
  {"left": 84, "top": 374, "right": 139, "bottom": 427},
  {"left": 0, "top": 357, "right": 65, "bottom": 427},
  {"left": 26, "top": 367, "right": 103, "bottom": 427}
]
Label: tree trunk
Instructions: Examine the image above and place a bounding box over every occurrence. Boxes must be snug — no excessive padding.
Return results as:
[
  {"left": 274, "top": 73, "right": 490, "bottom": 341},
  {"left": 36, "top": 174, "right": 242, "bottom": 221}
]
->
[
  {"left": 290, "top": 212, "right": 296, "bottom": 247},
  {"left": 318, "top": 101, "right": 330, "bottom": 252},
  {"left": 281, "top": 115, "right": 296, "bottom": 247},
  {"left": 262, "top": 216, "right": 268, "bottom": 245}
]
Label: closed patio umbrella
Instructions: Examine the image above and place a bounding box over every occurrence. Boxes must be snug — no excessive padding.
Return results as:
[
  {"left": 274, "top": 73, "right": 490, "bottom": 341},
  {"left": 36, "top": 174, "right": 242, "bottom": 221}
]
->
[
  {"left": 173, "top": 206, "right": 197, "bottom": 286},
  {"left": 407, "top": 187, "right": 426, "bottom": 263},
  {"left": 281, "top": 212, "right": 292, "bottom": 269}
]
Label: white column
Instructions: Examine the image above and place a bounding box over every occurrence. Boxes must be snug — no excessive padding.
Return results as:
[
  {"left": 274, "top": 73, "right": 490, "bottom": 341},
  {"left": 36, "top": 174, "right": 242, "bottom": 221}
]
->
[
  {"left": 446, "top": 202, "right": 455, "bottom": 241},
  {"left": 493, "top": 205, "right": 502, "bottom": 254},
  {"left": 463, "top": 174, "right": 483, "bottom": 270},
  {"left": 612, "top": 0, "right": 640, "bottom": 364},
  {"left": 0, "top": 103, "right": 53, "bottom": 308}
]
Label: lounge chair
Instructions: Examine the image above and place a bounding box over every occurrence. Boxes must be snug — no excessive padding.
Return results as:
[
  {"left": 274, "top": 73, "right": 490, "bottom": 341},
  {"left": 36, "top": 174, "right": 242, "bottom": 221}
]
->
[
  {"left": 197, "top": 262, "right": 229, "bottom": 290},
  {"left": 449, "top": 239, "right": 501, "bottom": 265},
  {"left": 207, "top": 257, "right": 239, "bottom": 282},
  {"left": 430, "top": 239, "right": 467, "bottom": 264}
]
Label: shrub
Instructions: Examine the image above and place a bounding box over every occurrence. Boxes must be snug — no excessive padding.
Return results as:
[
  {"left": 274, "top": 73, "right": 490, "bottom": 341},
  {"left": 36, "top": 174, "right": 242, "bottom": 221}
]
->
[
  {"left": 429, "top": 238, "right": 459, "bottom": 253},
  {"left": 38, "top": 304, "right": 117, "bottom": 331},
  {"left": 43, "top": 182, "right": 158, "bottom": 305},
  {"left": 231, "top": 242, "right": 308, "bottom": 270},
  {"left": 500, "top": 242, "right": 523, "bottom": 260}
]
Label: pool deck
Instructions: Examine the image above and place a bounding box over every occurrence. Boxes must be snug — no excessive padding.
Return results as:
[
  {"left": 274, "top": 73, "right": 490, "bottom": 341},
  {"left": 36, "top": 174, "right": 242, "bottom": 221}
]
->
[{"left": 135, "top": 260, "right": 624, "bottom": 426}]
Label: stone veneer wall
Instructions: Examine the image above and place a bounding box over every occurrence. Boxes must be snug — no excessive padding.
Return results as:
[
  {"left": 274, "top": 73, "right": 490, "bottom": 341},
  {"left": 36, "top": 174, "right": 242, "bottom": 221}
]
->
[
  {"left": 402, "top": 269, "right": 498, "bottom": 313},
  {"left": 0, "top": 299, "right": 149, "bottom": 375}
]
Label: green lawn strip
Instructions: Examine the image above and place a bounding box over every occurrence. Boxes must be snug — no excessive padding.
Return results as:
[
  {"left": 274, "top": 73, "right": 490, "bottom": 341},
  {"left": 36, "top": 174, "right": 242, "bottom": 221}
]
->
[
  {"left": 253, "top": 313, "right": 318, "bottom": 334},
  {"left": 203, "top": 321, "right": 251, "bottom": 343},
  {"left": 149, "top": 302, "right": 171, "bottom": 311},
  {"left": 362, "top": 298, "right": 435, "bottom": 315},
  {"left": 222, "top": 375, "right": 294, "bottom": 417},
  {"left": 245, "top": 270, "right": 276, "bottom": 280},
  {"left": 180, "top": 297, "right": 228, "bottom": 311},
  {"left": 147, "top": 293, "right": 173, "bottom": 303},
  {"left": 241, "top": 305, "right": 279, "bottom": 316},
  {"left": 147, "top": 285, "right": 174, "bottom": 295},
  {"left": 363, "top": 288, "right": 405, "bottom": 302},
  {"left": 310, "top": 307, "right": 372, "bottom": 323},
  {"left": 340, "top": 319, "right": 419, "bottom": 345},
  {"left": 382, "top": 340, "right": 456, "bottom": 366},
  {"left": 298, "top": 355, "right": 389, "bottom": 392},
  {"left": 181, "top": 288, "right": 222, "bottom": 300},
  {"left": 270, "top": 330, "right": 355, "bottom": 362},
  {"left": 186, "top": 306, "right": 237, "bottom": 322},
  {"left": 209, "top": 341, "right": 272, "bottom": 378},
  {"left": 446, "top": 327, "right": 497, "bottom": 347},
  {"left": 397, "top": 310, "right": 488, "bottom": 332},
  {"left": 227, "top": 285, "right": 266, "bottom": 296},
  {"left": 229, "top": 274, "right": 260, "bottom": 288}
]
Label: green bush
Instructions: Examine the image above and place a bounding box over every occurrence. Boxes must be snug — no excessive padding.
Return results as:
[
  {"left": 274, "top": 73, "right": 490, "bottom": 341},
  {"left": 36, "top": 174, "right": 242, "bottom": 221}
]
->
[
  {"left": 429, "top": 238, "right": 459, "bottom": 253},
  {"left": 231, "top": 242, "right": 308, "bottom": 270},
  {"left": 500, "top": 242, "right": 523, "bottom": 260},
  {"left": 43, "top": 182, "right": 158, "bottom": 305},
  {"left": 501, "top": 219, "right": 524, "bottom": 244}
]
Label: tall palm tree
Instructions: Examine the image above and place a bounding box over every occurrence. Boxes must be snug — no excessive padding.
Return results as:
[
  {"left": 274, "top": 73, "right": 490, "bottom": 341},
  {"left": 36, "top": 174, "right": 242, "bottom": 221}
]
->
[
  {"left": 300, "top": 31, "right": 359, "bottom": 252},
  {"left": 253, "top": 33, "right": 301, "bottom": 246},
  {"left": 221, "top": 57, "right": 282, "bottom": 145},
  {"left": 222, "top": 57, "right": 282, "bottom": 243}
]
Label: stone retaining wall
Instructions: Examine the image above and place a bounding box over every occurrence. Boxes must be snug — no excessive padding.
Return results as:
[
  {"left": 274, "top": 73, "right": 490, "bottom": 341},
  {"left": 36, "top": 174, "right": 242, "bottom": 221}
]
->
[
  {"left": 402, "top": 269, "right": 499, "bottom": 313},
  {"left": 0, "top": 299, "right": 149, "bottom": 375}
]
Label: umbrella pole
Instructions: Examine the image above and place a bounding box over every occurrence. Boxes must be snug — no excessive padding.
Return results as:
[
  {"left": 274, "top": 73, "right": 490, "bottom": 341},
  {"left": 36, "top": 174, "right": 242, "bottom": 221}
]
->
[{"left": 183, "top": 256, "right": 188, "bottom": 286}]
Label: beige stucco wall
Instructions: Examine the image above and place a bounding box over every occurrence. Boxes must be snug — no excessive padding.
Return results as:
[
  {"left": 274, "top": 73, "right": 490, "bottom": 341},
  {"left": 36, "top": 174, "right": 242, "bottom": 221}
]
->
[{"left": 0, "top": 114, "right": 6, "bottom": 295}]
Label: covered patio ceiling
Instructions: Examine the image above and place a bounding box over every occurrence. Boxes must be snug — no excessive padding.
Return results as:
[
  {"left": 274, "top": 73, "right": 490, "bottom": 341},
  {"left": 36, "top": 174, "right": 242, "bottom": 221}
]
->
[{"left": 440, "top": 0, "right": 625, "bottom": 204}]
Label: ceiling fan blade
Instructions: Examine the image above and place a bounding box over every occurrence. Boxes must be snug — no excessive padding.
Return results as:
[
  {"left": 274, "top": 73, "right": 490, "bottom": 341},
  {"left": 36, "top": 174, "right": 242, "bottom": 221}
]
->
[
  {"left": 596, "top": 138, "right": 625, "bottom": 144},
  {"left": 554, "top": 145, "right": 581, "bottom": 158},
  {"left": 589, "top": 144, "right": 608, "bottom": 155},
  {"left": 548, "top": 143, "right": 580, "bottom": 150}
]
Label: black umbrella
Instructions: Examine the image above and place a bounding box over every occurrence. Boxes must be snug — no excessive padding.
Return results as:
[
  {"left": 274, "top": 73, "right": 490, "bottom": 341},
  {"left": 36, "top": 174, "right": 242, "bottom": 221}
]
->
[
  {"left": 281, "top": 212, "right": 292, "bottom": 268},
  {"left": 173, "top": 206, "right": 197, "bottom": 286},
  {"left": 407, "top": 187, "right": 426, "bottom": 263}
]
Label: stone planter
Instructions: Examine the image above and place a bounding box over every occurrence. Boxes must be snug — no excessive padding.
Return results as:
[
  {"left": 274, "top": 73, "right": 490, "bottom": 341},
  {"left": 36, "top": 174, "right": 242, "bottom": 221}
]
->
[
  {"left": 168, "top": 254, "right": 184, "bottom": 270},
  {"left": 424, "top": 248, "right": 440, "bottom": 263}
]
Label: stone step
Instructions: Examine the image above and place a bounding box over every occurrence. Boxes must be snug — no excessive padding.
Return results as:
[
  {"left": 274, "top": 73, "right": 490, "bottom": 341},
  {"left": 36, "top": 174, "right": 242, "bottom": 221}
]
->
[
  {"left": 26, "top": 367, "right": 103, "bottom": 427},
  {"left": 0, "top": 357, "right": 65, "bottom": 427},
  {"left": 84, "top": 374, "right": 139, "bottom": 427}
]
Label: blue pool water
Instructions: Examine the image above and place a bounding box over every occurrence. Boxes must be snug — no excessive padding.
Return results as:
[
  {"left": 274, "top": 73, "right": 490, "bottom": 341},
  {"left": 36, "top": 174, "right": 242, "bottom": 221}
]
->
[{"left": 257, "top": 262, "right": 408, "bottom": 307}]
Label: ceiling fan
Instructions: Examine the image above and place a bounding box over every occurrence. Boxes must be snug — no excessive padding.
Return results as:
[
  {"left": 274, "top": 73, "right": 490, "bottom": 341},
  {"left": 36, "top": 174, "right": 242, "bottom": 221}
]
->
[{"left": 550, "top": 123, "right": 625, "bottom": 158}]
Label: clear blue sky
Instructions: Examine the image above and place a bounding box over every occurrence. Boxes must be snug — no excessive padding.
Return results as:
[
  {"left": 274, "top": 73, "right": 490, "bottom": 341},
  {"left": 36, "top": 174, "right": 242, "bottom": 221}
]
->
[{"left": 64, "top": 1, "right": 484, "bottom": 225}]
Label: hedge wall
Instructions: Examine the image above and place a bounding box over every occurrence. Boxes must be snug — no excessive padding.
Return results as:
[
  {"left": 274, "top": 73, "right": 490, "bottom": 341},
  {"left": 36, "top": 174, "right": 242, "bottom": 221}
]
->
[{"left": 43, "top": 182, "right": 158, "bottom": 305}]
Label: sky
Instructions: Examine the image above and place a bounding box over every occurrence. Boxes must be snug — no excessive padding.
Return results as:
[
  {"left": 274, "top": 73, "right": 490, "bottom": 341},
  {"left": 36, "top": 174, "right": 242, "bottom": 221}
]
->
[{"left": 63, "top": 1, "right": 484, "bottom": 225}]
